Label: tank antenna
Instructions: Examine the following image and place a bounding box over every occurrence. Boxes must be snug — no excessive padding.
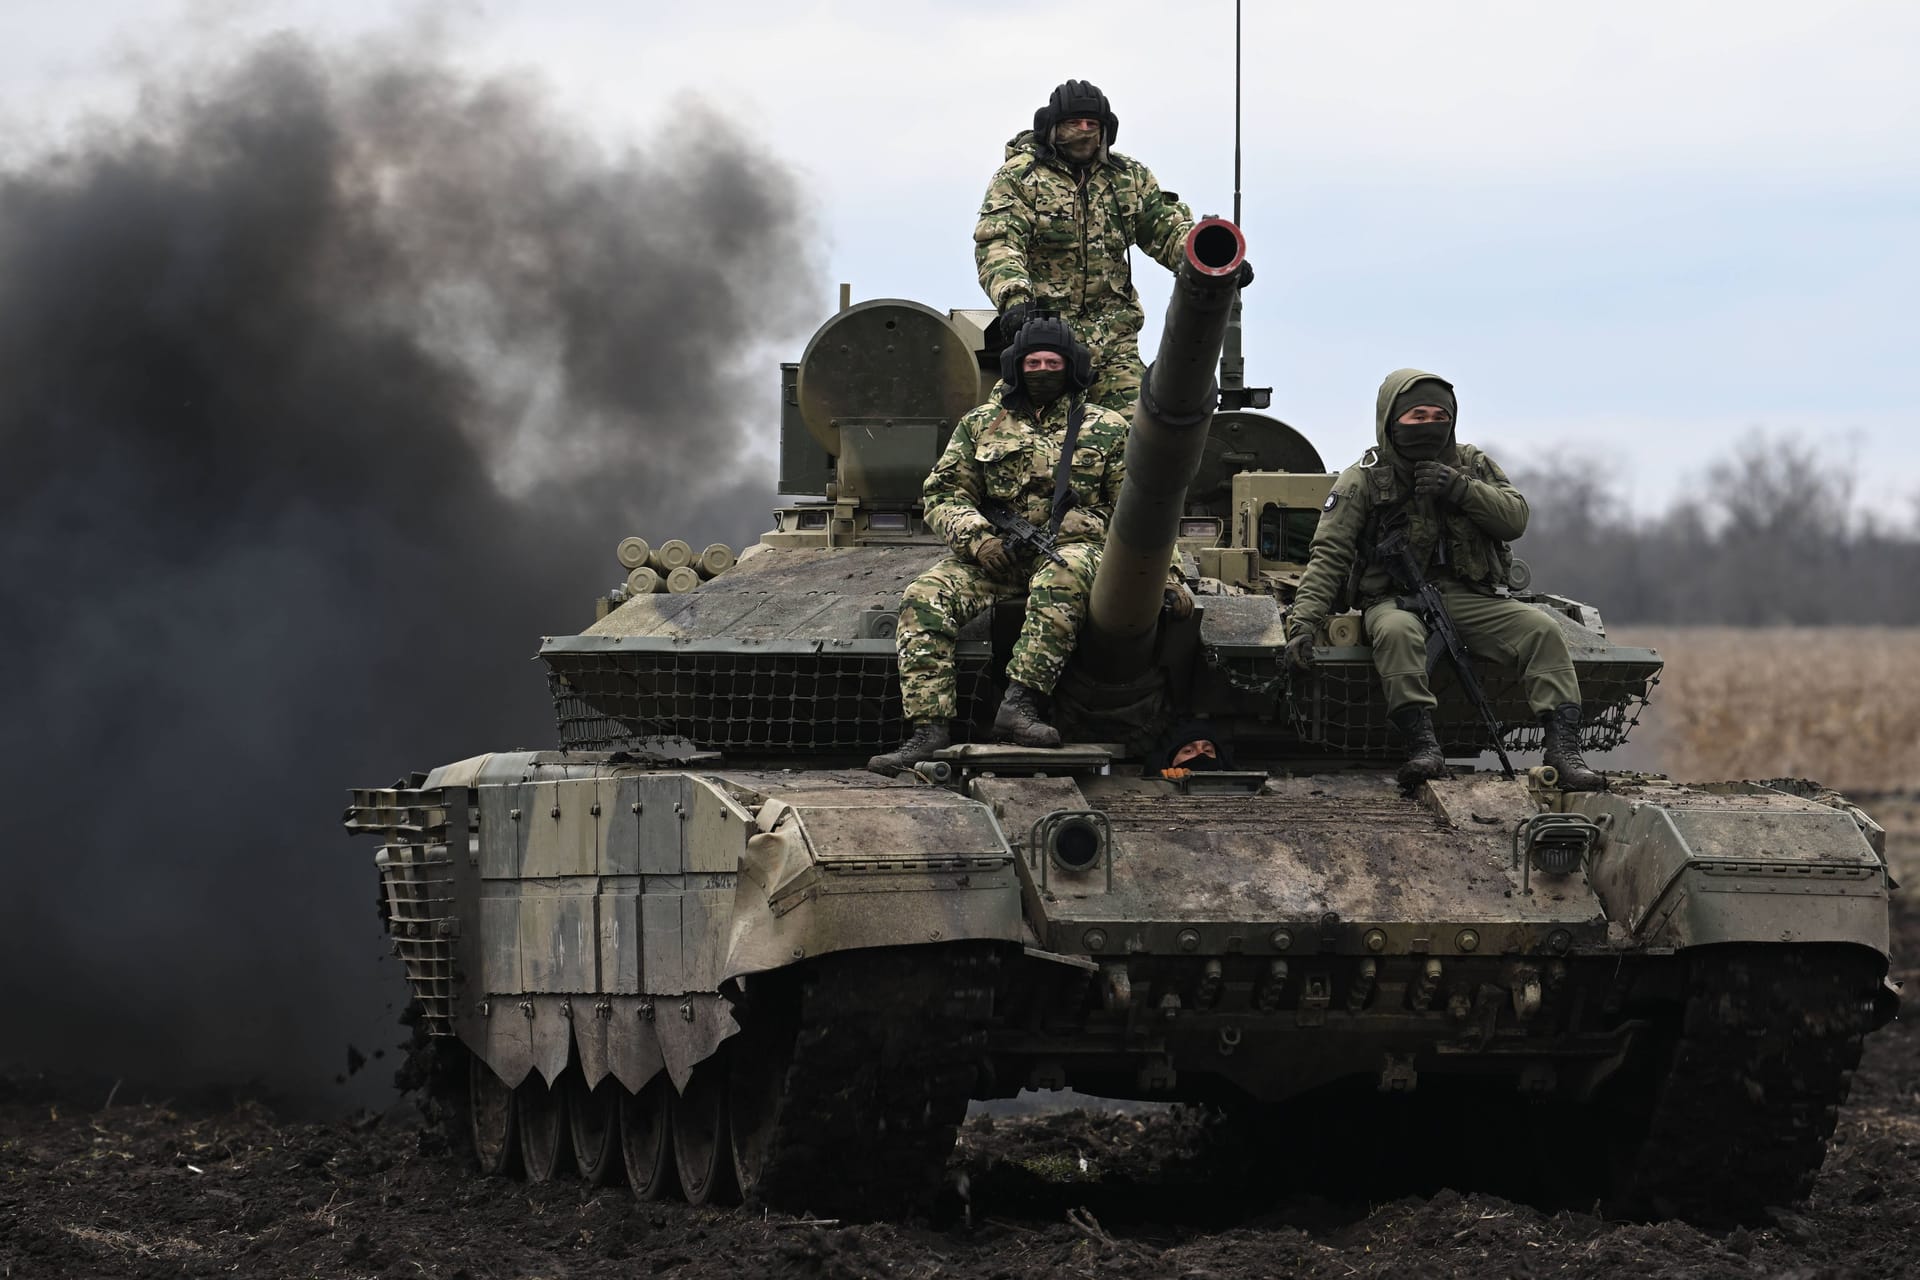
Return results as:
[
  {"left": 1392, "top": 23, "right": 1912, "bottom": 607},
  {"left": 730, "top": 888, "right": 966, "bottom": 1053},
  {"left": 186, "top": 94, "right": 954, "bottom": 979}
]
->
[
  {"left": 1219, "top": 0, "right": 1269, "bottom": 411},
  {"left": 1233, "top": 0, "right": 1242, "bottom": 226}
]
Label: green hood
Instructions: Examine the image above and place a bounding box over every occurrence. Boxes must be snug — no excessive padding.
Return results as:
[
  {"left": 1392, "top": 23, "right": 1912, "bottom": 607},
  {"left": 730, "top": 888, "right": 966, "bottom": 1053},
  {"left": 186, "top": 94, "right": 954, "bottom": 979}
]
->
[{"left": 1374, "top": 367, "right": 1458, "bottom": 474}]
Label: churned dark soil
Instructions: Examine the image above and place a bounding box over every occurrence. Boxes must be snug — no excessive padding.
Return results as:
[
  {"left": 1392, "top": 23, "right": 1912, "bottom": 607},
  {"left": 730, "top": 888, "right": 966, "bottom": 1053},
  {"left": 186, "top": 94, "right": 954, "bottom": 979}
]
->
[{"left": 5, "top": 796, "right": 1916, "bottom": 1280}]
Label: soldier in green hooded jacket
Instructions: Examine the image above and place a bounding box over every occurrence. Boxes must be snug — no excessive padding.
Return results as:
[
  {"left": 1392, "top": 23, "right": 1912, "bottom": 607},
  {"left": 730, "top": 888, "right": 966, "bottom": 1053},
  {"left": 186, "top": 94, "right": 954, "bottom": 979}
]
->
[
  {"left": 974, "top": 80, "right": 1248, "bottom": 414},
  {"left": 1283, "top": 370, "right": 1604, "bottom": 791}
]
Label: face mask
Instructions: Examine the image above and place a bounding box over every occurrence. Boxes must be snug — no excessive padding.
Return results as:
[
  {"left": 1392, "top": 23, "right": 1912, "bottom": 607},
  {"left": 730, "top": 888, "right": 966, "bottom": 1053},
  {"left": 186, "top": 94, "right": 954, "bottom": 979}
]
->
[
  {"left": 1392, "top": 420, "right": 1451, "bottom": 461},
  {"left": 1023, "top": 369, "right": 1067, "bottom": 405},
  {"left": 1053, "top": 126, "right": 1100, "bottom": 165}
]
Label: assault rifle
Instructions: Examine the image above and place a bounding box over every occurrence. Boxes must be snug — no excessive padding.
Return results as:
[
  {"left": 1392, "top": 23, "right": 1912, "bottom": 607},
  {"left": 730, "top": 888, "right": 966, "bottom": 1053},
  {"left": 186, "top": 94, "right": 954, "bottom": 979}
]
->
[
  {"left": 979, "top": 498, "right": 1069, "bottom": 567},
  {"left": 1375, "top": 526, "right": 1516, "bottom": 779}
]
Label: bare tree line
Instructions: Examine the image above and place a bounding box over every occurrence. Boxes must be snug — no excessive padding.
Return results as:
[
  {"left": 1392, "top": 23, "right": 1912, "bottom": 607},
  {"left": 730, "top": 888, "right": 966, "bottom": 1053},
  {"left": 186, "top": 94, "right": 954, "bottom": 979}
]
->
[{"left": 1508, "top": 434, "right": 1920, "bottom": 624}]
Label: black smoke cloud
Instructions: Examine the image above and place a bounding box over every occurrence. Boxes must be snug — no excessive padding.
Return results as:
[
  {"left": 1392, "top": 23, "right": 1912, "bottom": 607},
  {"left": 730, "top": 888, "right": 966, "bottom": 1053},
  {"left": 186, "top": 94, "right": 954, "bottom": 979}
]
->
[{"left": 0, "top": 31, "right": 821, "bottom": 1099}]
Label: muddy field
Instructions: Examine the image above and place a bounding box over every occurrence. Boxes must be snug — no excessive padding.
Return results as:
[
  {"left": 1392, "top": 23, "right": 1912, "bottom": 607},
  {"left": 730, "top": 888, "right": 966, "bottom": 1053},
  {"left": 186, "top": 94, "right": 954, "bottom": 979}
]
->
[{"left": 3, "top": 793, "right": 1912, "bottom": 1280}]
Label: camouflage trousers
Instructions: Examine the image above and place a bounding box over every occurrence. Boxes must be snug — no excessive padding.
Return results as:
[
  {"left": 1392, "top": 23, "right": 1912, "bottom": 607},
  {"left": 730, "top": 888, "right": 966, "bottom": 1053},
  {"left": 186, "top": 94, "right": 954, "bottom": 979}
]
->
[
  {"left": 1074, "top": 309, "right": 1144, "bottom": 415},
  {"left": 896, "top": 545, "right": 1100, "bottom": 722},
  {"left": 1363, "top": 581, "right": 1580, "bottom": 717}
]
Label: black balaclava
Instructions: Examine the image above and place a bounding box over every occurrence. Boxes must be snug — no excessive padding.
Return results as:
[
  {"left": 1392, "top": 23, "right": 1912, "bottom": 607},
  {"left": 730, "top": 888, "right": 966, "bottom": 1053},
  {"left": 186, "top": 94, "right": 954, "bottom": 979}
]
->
[
  {"left": 1388, "top": 379, "right": 1458, "bottom": 462},
  {"left": 1023, "top": 362, "right": 1068, "bottom": 407}
]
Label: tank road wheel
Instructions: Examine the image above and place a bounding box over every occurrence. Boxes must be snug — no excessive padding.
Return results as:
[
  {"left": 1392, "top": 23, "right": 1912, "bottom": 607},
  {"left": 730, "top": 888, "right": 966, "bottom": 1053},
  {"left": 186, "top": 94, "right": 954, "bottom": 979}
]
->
[
  {"left": 670, "top": 1062, "right": 739, "bottom": 1206},
  {"left": 467, "top": 1053, "right": 520, "bottom": 1177},
  {"left": 620, "top": 1077, "right": 677, "bottom": 1201},
  {"left": 565, "top": 1072, "right": 623, "bottom": 1186},
  {"left": 516, "top": 1074, "right": 570, "bottom": 1183}
]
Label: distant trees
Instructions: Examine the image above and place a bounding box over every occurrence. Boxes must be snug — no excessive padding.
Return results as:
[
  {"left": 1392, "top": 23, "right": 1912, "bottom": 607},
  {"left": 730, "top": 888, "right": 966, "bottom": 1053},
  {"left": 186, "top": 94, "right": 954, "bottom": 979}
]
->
[{"left": 1508, "top": 435, "right": 1920, "bottom": 624}]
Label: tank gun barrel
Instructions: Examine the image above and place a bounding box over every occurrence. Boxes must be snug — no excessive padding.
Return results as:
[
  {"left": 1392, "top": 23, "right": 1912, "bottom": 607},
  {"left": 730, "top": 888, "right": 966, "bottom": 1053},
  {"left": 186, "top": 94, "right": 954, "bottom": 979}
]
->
[{"left": 1082, "top": 216, "right": 1247, "bottom": 680}]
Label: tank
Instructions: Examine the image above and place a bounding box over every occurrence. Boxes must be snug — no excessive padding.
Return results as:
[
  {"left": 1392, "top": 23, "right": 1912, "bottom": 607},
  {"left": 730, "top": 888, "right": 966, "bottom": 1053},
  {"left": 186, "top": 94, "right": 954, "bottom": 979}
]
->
[{"left": 345, "top": 217, "right": 1899, "bottom": 1222}]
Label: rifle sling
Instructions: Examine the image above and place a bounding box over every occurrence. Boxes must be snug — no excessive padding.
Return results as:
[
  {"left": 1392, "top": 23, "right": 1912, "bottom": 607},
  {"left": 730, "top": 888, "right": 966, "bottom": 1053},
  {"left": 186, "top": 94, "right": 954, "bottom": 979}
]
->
[{"left": 1047, "top": 402, "right": 1087, "bottom": 535}]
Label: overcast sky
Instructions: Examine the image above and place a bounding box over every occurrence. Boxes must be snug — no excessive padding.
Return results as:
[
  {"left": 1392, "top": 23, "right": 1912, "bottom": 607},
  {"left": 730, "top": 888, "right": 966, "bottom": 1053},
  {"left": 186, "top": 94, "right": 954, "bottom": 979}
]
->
[{"left": 4, "top": 0, "right": 1914, "bottom": 514}]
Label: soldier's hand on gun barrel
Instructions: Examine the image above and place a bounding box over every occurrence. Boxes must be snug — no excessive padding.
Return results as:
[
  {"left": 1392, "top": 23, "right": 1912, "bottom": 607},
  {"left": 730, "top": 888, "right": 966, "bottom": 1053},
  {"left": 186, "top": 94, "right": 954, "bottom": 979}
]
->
[
  {"left": 974, "top": 535, "right": 1014, "bottom": 574},
  {"left": 1283, "top": 631, "right": 1315, "bottom": 670},
  {"left": 1234, "top": 259, "right": 1254, "bottom": 289},
  {"left": 1163, "top": 579, "right": 1194, "bottom": 620},
  {"left": 1413, "top": 460, "right": 1469, "bottom": 503}
]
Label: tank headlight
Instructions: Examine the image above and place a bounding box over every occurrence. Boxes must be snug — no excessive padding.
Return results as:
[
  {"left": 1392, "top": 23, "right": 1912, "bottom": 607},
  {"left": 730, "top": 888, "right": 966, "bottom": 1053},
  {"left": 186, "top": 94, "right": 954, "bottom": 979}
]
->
[
  {"left": 1050, "top": 817, "right": 1103, "bottom": 872},
  {"left": 1032, "top": 809, "right": 1112, "bottom": 887}
]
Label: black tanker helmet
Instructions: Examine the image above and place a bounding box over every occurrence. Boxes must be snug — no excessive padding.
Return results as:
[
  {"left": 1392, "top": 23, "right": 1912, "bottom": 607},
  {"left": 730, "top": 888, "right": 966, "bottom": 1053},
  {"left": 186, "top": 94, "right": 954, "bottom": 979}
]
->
[
  {"left": 1033, "top": 79, "right": 1119, "bottom": 148},
  {"left": 998, "top": 312, "right": 1095, "bottom": 407}
]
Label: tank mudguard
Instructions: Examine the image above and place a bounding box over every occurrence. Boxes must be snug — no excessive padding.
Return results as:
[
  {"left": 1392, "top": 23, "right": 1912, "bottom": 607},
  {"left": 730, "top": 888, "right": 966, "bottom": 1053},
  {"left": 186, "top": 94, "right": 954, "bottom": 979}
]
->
[
  {"left": 721, "top": 786, "right": 1027, "bottom": 985},
  {"left": 1571, "top": 781, "right": 1891, "bottom": 955}
]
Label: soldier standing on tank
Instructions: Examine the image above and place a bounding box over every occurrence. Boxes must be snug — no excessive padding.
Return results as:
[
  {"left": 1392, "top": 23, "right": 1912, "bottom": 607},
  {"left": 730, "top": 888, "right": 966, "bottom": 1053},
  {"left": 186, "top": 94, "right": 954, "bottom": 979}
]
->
[
  {"left": 974, "top": 80, "right": 1249, "bottom": 414},
  {"left": 1282, "top": 370, "right": 1604, "bottom": 791},
  {"left": 869, "top": 317, "right": 1128, "bottom": 776}
]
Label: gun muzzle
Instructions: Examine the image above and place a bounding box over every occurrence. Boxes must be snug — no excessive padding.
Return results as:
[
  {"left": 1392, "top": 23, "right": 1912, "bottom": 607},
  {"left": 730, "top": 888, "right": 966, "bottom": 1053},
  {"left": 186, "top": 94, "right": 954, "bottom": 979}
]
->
[{"left": 1082, "top": 217, "right": 1246, "bottom": 680}]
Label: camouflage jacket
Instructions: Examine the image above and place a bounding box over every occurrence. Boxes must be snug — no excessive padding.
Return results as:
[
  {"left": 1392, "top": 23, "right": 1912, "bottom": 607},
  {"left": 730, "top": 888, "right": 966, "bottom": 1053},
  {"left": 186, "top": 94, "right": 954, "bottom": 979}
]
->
[
  {"left": 1287, "top": 371, "right": 1530, "bottom": 640},
  {"left": 923, "top": 392, "right": 1130, "bottom": 561},
  {"left": 973, "top": 132, "right": 1193, "bottom": 337}
]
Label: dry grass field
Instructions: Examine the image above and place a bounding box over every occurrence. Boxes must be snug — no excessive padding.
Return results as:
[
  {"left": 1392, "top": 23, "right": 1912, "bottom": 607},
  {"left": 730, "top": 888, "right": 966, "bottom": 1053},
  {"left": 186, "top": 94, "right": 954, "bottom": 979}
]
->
[{"left": 1613, "top": 626, "right": 1920, "bottom": 794}]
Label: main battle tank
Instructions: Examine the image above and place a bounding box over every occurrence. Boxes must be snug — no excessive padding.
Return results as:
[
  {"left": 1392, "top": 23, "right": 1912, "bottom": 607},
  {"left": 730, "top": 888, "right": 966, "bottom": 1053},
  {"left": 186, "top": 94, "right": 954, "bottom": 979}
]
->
[{"left": 347, "top": 218, "right": 1899, "bottom": 1222}]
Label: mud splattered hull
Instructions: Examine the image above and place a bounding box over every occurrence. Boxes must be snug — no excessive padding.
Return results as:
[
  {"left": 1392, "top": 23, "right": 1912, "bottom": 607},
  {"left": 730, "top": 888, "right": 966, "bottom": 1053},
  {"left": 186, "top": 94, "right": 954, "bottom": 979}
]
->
[{"left": 346, "top": 757, "right": 1894, "bottom": 1221}]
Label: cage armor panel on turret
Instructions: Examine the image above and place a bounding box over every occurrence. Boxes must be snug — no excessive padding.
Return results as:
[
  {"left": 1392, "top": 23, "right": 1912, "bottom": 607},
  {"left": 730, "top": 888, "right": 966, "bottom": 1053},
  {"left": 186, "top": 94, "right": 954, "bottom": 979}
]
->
[{"left": 347, "top": 218, "right": 1898, "bottom": 1222}]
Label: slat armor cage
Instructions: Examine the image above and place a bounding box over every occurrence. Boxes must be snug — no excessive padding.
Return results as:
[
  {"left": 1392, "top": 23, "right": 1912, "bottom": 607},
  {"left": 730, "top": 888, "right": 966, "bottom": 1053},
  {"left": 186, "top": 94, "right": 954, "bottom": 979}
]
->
[{"left": 346, "top": 787, "right": 462, "bottom": 1036}]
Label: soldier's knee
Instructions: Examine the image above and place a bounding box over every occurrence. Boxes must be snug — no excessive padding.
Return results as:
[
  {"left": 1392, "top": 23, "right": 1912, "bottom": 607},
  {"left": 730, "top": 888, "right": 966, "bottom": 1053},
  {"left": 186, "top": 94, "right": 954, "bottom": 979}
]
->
[
  {"left": 902, "top": 562, "right": 974, "bottom": 607},
  {"left": 1035, "top": 548, "right": 1099, "bottom": 589},
  {"left": 1366, "top": 609, "right": 1425, "bottom": 647},
  {"left": 899, "top": 591, "right": 965, "bottom": 640},
  {"left": 1508, "top": 606, "right": 1565, "bottom": 648},
  {"left": 900, "top": 578, "right": 939, "bottom": 611}
]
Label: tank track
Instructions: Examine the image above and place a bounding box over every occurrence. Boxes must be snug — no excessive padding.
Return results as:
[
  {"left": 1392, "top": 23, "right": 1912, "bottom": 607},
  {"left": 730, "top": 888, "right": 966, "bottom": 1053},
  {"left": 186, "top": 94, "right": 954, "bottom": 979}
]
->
[
  {"left": 1614, "top": 945, "right": 1880, "bottom": 1223},
  {"left": 748, "top": 943, "right": 1000, "bottom": 1218}
]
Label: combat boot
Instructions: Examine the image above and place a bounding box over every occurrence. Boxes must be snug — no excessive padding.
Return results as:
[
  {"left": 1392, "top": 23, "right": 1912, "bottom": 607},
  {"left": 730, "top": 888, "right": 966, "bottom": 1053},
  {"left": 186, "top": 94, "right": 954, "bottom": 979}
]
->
[
  {"left": 992, "top": 682, "right": 1063, "bottom": 748},
  {"left": 1389, "top": 706, "right": 1447, "bottom": 789},
  {"left": 1539, "top": 703, "right": 1605, "bottom": 791},
  {"left": 867, "top": 721, "right": 952, "bottom": 777}
]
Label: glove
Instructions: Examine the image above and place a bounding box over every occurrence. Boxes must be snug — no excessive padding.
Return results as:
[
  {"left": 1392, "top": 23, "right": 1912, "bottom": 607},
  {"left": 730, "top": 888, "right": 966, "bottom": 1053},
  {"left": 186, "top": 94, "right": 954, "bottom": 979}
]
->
[
  {"left": 1058, "top": 508, "right": 1102, "bottom": 540},
  {"left": 974, "top": 535, "right": 1013, "bottom": 575},
  {"left": 1283, "top": 631, "right": 1316, "bottom": 670},
  {"left": 1000, "top": 299, "right": 1033, "bottom": 340},
  {"left": 1233, "top": 259, "right": 1254, "bottom": 289},
  {"left": 1414, "top": 460, "right": 1469, "bottom": 504},
  {"left": 1163, "top": 579, "right": 1194, "bottom": 620}
]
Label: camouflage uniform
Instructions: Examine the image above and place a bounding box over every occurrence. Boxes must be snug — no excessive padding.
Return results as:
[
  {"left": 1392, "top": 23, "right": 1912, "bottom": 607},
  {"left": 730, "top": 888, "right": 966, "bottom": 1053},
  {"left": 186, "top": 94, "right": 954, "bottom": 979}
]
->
[
  {"left": 1286, "top": 369, "right": 1581, "bottom": 716},
  {"left": 974, "top": 132, "right": 1193, "bottom": 414},
  {"left": 898, "top": 391, "right": 1130, "bottom": 721}
]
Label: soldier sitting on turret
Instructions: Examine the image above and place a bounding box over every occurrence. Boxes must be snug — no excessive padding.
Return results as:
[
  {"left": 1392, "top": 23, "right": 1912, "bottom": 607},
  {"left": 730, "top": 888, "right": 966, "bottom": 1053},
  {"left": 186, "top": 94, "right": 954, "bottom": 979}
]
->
[
  {"left": 868, "top": 317, "right": 1128, "bottom": 776},
  {"left": 1282, "top": 370, "right": 1604, "bottom": 791}
]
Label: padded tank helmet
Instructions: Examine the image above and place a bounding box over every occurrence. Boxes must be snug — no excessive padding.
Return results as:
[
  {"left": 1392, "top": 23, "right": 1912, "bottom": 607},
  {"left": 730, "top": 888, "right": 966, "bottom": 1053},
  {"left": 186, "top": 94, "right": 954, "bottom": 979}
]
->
[
  {"left": 998, "top": 312, "right": 1095, "bottom": 398},
  {"left": 1034, "top": 79, "right": 1119, "bottom": 147}
]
